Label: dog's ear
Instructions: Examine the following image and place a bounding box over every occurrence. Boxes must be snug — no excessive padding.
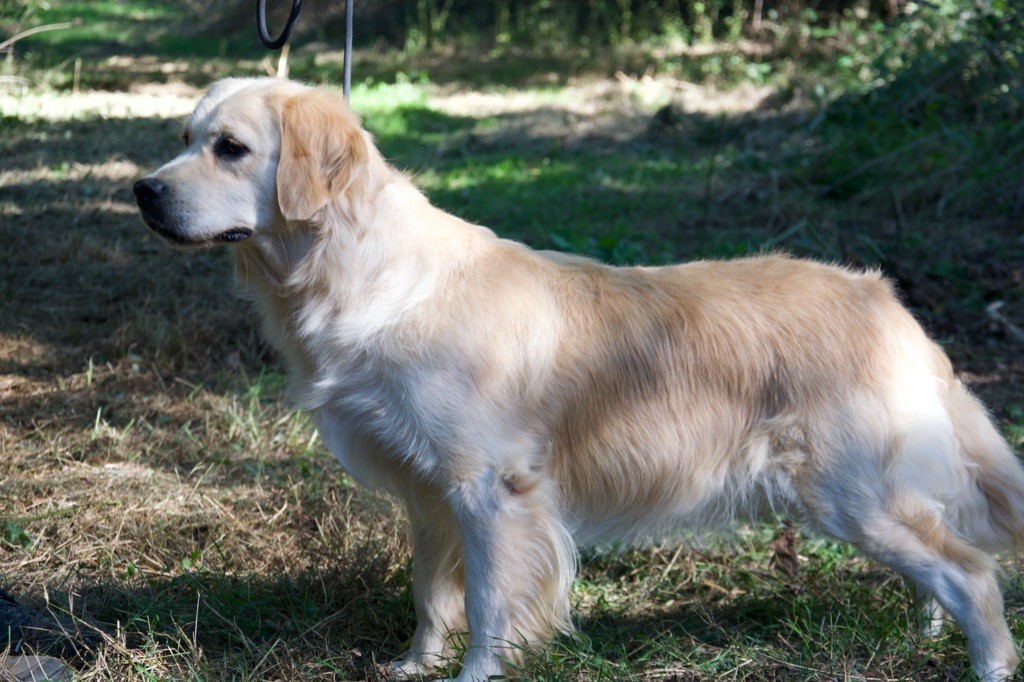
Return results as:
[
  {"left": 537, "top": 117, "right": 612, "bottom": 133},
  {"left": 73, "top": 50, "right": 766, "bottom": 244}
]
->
[{"left": 276, "top": 88, "right": 368, "bottom": 222}]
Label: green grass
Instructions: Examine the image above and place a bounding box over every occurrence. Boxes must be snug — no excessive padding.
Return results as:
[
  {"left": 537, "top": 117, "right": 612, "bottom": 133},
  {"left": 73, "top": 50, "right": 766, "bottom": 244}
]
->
[{"left": 7, "top": 0, "right": 254, "bottom": 59}]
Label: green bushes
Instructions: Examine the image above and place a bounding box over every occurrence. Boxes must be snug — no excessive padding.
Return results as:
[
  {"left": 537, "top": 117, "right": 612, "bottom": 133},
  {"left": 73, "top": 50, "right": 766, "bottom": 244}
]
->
[
  {"left": 325, "top": 0, "right": 949, "bottom": 50},
  {"left": 808, "top": 1, "right": 1024, "bottom": 223}
]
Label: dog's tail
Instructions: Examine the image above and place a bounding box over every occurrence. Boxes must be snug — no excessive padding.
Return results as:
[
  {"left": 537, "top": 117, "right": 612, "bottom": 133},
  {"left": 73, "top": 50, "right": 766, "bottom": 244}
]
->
[{"left": 947, "top": 380, "right": 1024, "bottom": 553}]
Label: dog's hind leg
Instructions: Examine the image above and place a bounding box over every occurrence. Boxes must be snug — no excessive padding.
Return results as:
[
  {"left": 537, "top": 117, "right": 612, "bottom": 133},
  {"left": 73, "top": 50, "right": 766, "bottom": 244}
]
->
[
  {"left": 915, "top": 589, "right": 949, "bottom": 638},
  {"left": 388, "top": 507, "right": 466, "bottom": 678},
  {"left": 853, "top": 494, "right": 1018, "bottom": 680},
  {"left": 446, "top": 466, "right": 576, "bottom": 682},
  {"left": 808, "top": 400, "right": 1020, "bottom": 679}
]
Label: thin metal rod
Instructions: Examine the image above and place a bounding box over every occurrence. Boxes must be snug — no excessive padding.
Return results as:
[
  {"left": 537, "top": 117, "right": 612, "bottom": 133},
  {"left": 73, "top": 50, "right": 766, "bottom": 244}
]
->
[{"left": 343, "top": 0, "right": 353, "bottom": 101}]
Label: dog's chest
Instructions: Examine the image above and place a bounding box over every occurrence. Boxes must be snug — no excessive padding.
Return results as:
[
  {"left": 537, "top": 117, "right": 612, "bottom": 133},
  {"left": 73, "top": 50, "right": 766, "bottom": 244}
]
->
[{"left": 305, "top": 353, "right": 452, "bottom": 488}]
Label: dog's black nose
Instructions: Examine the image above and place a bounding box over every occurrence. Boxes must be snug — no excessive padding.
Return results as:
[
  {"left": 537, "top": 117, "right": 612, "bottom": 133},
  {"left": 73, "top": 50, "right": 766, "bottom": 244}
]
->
[{"left": 133, "top": 178, "right": 168, "bottom": 205}]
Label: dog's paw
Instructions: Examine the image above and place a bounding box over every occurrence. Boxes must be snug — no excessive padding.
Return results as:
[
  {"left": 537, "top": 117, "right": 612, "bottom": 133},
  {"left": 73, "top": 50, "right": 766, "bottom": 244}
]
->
[
  {"left": 381, "top": 657, "right": 435, "bottom": 680},
  {"left": 973, "top": 651, "right": 1020, "bottom": 681},
  {"left": 976, "top": 665, "right": 1017, "bottom": 682}
]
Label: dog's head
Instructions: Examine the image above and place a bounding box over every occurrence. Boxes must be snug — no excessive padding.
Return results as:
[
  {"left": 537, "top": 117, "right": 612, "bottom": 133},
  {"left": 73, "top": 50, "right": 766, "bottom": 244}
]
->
[{"left": 133, "top": 78, "right": 368, "bottom": 249}]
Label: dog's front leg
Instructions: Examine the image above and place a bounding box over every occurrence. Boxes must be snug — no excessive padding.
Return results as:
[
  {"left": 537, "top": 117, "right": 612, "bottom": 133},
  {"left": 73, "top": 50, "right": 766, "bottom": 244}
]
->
[
  {"left": 448, "top": 469, "right": 514, "bottom": 681},
  {"left": 444, "top": 464, "right": 576, "bottom": 681},
  {"left": 387, "top": 507, "right": 467, "bottom": 678}
]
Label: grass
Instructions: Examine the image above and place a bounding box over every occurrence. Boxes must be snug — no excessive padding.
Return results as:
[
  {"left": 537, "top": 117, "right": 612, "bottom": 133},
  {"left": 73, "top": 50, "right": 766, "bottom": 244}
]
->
[{"left": 2, "top": 1, "right": 1023, "bottom": 679}]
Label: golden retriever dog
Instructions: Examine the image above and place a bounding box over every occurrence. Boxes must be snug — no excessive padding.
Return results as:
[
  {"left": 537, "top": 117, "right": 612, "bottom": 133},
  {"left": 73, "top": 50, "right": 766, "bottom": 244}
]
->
[{"left": 134, "top": 78, "right": 1024, "bottom": 680}]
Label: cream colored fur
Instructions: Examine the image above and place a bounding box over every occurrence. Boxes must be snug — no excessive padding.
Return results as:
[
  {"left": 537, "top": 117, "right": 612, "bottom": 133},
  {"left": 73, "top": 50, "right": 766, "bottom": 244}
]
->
[{"left": 136, "top": 78, "right": 1024, "bottom": 681}]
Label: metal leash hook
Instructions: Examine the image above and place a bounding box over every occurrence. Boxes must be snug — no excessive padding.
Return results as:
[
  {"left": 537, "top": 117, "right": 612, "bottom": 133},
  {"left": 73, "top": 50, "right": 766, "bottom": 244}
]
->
[{"left": 255, "top": 0, "right": 353, "bottom": 102}]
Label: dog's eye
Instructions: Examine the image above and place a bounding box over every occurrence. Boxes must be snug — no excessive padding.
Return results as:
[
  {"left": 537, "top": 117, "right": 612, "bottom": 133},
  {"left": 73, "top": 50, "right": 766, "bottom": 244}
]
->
[{"left": 214, "top": 137, "right": 249, "bottom": 159}]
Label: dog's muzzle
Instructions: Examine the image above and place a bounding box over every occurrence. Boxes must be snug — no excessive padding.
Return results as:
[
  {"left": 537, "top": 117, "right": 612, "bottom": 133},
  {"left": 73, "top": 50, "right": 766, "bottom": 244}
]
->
[{"left": 132, "top": 178, "right": 253, "bottom": 246}]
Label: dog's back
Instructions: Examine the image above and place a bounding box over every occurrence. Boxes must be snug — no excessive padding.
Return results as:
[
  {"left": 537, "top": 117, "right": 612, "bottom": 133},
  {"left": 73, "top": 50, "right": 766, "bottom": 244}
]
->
[{"left": 534, "top": 256, "right": 898, "bottom": 530}]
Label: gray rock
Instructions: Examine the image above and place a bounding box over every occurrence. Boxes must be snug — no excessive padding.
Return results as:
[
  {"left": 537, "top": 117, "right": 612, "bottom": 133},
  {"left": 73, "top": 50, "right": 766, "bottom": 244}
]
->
[
  {"left": 0, "top": 654, "right": 72, "bottom": 682},
  {"left": 1, "top": 587, "right": 98, "bottom": 658}
]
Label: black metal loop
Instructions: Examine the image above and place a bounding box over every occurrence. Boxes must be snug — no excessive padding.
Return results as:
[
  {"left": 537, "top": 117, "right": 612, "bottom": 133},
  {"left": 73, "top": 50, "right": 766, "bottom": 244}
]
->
[{"left": 256, "top": 0, "right": 302, "bottom": 50}]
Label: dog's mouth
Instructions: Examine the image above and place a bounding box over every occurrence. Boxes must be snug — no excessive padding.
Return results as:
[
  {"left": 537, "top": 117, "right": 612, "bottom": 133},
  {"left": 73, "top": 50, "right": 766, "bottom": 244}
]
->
[
  {"left": 143, "top": 217, "right": 253, "bottom": 247},
  {"left": 216, "top": 228, "right": 254, "bottom": 243}
]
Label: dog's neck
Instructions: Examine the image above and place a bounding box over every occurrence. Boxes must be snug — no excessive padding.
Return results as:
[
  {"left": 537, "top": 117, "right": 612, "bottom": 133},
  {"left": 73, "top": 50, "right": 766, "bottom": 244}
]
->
[
  {"left": 234, "top": 142, "right": 393, "bottom": 291},
  {"left": 232, "top": 155, "right": 498, "bottom": 387}
]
